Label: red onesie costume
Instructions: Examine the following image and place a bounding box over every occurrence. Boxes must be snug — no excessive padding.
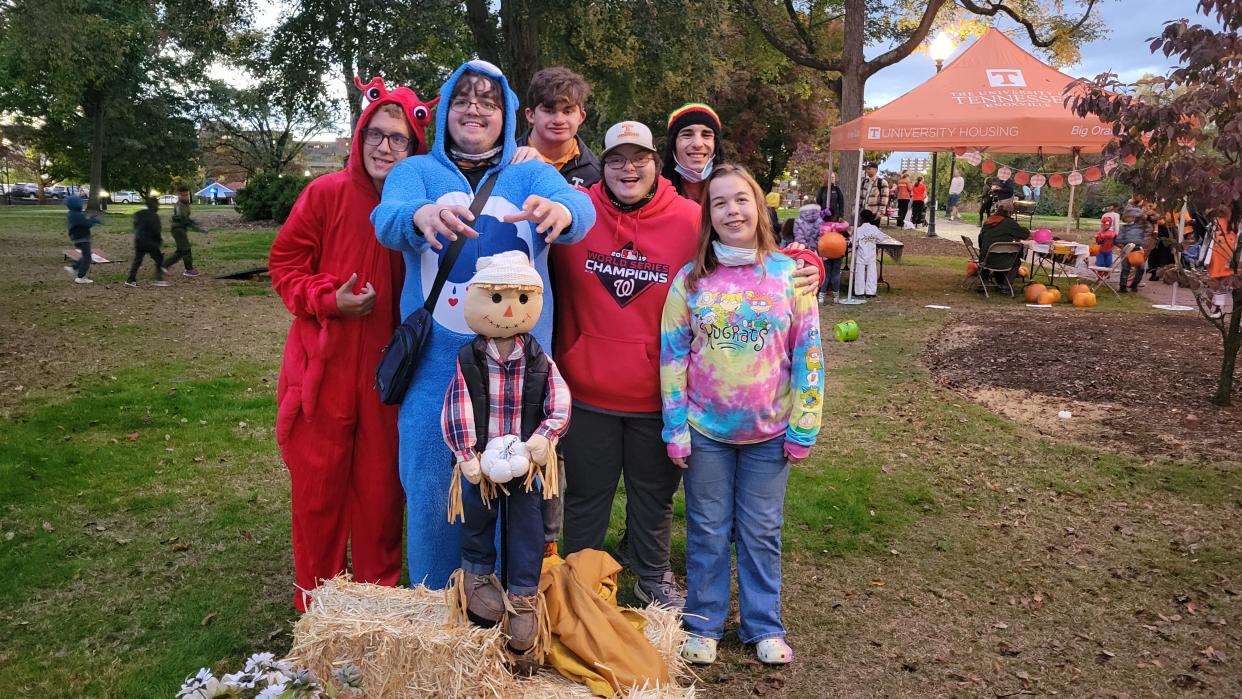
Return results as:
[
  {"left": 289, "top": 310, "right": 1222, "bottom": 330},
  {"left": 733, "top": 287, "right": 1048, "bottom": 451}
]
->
[{"left": 269, "top": 78, "right": 436, "bottom": 611}]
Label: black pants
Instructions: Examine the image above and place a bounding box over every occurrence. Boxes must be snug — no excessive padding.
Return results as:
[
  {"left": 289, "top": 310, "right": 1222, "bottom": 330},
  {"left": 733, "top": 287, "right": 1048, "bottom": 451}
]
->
[
  {"left": 896, "top": 199, "right": 910, "bottom": 225},
  {"left": 127, "top": 240, "right": 165, "bottom": 282},
  {"left": 912, "top": 200, "right": 926, "bottom": 226},
  {"left": 164, "top": 228, "right": 193, "bottom": 270},
  {"left": 72, "top": 240, "right": 91, "bottom": 278},
  {"left": 561, "top": 406, "right": 682, "bottom": 580}
]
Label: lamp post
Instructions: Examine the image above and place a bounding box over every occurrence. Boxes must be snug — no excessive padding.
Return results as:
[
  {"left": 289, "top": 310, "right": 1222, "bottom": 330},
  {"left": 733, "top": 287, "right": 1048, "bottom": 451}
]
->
[{"left": 926, "top": 32, "right": 955, "bottom": 238}]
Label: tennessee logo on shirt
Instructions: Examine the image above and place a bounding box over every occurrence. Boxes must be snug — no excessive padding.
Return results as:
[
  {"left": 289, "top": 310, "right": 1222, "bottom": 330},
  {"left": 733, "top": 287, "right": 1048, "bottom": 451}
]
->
[{"left": 584, "top": 242, "right": 670, "bottom": 307}]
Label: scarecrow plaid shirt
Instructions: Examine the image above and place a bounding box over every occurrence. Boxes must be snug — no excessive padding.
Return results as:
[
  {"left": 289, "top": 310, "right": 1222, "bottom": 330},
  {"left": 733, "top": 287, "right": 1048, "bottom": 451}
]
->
[{"left": 441, "top": 335, "right": 571, "bottom": 463}]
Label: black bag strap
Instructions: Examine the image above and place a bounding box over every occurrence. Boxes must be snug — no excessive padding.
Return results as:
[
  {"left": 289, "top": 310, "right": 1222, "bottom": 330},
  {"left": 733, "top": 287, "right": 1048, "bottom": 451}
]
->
[{"left": 423, "top": 175, "right": 499, "bottom": 313}]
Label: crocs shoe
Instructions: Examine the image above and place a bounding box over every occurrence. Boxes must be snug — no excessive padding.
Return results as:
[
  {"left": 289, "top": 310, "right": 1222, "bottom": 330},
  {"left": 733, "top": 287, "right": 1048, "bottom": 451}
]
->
[
  {"left": 755, "top": 637, "right": 794, "bottom": 665},
  {"left": 681, "top": 636, "right": 717, "bottom": 665}
]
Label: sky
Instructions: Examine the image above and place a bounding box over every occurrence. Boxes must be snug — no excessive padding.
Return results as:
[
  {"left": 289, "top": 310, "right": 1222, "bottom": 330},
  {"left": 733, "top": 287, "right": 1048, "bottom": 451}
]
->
[{"left": 871, "top": 0, "right": 1206, "bottom": 169}]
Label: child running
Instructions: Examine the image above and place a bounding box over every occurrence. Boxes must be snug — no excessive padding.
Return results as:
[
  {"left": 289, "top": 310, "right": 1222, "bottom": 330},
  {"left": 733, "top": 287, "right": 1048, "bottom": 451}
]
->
[{"left": 660, "top": 164, "right": 822, "bottom": 667}]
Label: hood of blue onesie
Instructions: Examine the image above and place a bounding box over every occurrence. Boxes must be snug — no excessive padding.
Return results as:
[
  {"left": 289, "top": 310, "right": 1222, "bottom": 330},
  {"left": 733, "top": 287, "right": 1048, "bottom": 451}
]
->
[{"left": 370, "top": 59, "right": 595, "bottom": 589}]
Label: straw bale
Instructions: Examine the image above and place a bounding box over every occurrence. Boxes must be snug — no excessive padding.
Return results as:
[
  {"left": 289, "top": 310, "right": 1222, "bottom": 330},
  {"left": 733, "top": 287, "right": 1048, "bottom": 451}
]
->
[{"left": 287, "top": 577, "right": 697, "bottom": 698}]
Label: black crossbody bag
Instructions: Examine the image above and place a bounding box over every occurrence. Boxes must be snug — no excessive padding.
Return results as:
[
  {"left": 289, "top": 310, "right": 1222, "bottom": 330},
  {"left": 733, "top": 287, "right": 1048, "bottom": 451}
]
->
[{"left": 375, "top": 176, "right": 497, "bottom": 405}]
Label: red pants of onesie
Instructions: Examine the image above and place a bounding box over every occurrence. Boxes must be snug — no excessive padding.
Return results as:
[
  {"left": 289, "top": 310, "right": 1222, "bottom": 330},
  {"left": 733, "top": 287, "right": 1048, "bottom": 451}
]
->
[{"left": 278, "top": 389, "right": 403, "bottom": 611}]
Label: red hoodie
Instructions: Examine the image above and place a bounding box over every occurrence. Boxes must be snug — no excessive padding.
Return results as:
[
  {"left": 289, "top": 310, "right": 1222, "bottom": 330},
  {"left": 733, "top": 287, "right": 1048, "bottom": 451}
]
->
[
  {"left": 269, "top": 79, "right": 436, "bottom": 421},
  {"left": 553, "top": 177, "right": 701, "bottom": 413}
]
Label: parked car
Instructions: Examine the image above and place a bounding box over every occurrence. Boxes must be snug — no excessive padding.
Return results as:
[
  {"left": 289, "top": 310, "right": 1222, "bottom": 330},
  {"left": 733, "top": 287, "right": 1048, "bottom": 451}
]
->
[
  {"left": 111, "top": 190, "right": 142, "bottom": 204},
  {"left": 158, "top": 194, "right": 178, "bottom": 205}
]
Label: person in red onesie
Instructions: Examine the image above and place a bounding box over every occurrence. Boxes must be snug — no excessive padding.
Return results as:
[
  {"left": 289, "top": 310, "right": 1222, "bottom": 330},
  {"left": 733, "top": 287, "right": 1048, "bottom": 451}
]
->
[{"left": 269, "top": 77, "right": 438, "bottom": 611}]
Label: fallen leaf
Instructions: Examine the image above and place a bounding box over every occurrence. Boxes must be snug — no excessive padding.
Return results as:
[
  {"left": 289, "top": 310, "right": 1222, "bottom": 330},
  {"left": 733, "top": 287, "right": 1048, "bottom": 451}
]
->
[
  {"left": 126, "top": 432, "right": 141, "bottom": 441},
  {"left": 1200, "top": 646, "right": 1226, "bottom": 663},
  {"left": 201, "top": 612, "right": 217, "bottom": 626},
  {"left": 193, "top": 456, "right": 205, "bottom": 463},
  {"left": 172, "top": 542, "right": 191, "bottom": 552},
  {"left": 994, "top": 621, "right": 1010, "bottom": 630},
  {"left": 41, "top": 521, "right": 54, "bottom": 532}
]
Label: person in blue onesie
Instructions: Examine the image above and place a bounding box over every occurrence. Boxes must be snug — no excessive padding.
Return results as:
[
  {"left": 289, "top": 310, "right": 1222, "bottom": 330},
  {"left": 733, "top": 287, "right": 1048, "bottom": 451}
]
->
[{"left": 372, "top": 59, "right": 595, "bottom": 589}]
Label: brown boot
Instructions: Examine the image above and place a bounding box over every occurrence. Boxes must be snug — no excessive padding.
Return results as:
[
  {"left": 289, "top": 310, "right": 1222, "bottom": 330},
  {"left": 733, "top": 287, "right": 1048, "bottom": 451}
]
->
[
  {"left": 462, "top": 571, "right": 504, "bottom": 628},
  {"left": 505, "top": 592, "right": 539, "bottom": 654}
]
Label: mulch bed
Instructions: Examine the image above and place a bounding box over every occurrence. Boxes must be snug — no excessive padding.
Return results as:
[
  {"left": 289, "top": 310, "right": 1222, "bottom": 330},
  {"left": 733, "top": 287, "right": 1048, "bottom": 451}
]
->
[{"left": 923, "top": 311, "right": 1242, "bottom": 462}]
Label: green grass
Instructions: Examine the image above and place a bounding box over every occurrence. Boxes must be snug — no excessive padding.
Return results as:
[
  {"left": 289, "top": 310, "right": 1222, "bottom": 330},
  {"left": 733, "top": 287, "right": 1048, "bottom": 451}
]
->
[{"left": 0, "top": 365, "right": 293, "bottom": 698}]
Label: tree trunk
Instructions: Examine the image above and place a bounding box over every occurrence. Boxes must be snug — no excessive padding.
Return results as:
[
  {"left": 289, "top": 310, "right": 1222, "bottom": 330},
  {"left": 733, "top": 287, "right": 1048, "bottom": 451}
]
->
[
  {"left": 1211, "top": 288, "right": 1242, "bottom": 406},
  {"left": 837, "top": 0, "right": 867, "bottom": 222},
  {"left": 502, "top": 0, "right": 541, "bottom": 100},
  {"left": 465, "top": 0, "right": 502, "bottom": 66},
  {"left": 86, "top": 94, "right": 107, "bottom": 213}
]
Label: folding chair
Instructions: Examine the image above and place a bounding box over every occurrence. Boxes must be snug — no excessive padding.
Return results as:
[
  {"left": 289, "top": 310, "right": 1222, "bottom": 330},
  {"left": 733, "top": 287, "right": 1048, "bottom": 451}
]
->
[
  {"left": 975, "top": 241, "right": 1023, "bottom": 298},
  {"left": 1089, "top": 243, "right": 1135, "bottom": 300},
  {"left": 960, "top": 236, "right": 982, "bottom": 289}
]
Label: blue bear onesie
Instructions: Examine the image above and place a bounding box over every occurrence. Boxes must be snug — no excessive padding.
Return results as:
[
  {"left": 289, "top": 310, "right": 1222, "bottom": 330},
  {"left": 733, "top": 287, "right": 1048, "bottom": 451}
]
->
[{"left": 372, "top": 60, "right": 595, "bottom": 588}]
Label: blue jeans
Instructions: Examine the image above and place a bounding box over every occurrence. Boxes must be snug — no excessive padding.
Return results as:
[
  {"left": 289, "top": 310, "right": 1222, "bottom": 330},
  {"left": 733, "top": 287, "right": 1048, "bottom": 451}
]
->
[
  {"left": 683, "top": 429, "right": 789, "bottom": 643},
  {"left": 460, "top": 473, "right": 544, "bottom": 596},
  {"left": 820, "top": 258, "right": 843, "bottom": 295},
  {"left": 1095, "top": 250, "right": 1112, "bottom": 268}
]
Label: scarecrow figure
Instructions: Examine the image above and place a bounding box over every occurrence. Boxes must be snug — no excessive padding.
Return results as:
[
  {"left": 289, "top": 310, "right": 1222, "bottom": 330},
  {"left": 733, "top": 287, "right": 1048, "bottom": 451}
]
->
[{"left": 441, "top": 251, "right": 570, "bottom": 656}]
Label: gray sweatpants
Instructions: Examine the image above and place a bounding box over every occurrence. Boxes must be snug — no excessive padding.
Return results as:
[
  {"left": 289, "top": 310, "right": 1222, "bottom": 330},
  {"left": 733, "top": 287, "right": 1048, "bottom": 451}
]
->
[{"left": 560, "top": 406, "right": 682, "bottom": 580}]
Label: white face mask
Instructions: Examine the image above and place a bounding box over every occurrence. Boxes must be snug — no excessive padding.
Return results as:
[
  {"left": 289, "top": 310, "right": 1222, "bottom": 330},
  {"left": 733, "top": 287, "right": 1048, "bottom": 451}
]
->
[
  {"left": 674, "top": 156, "right": 713, "bottom": 183},
  {"left": 712, "top": 240, "right": 757, "bottom": 266}
]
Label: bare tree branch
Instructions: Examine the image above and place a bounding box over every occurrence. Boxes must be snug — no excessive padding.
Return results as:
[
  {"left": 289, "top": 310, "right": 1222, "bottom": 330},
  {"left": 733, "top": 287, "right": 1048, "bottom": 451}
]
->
[
  {"left": 957, "top": 0, "right": 1100, "bottom": 47},
  {"left": 868, "top": 0, "right": 951, "bottom": 74},
  {"left": 783, "top": 0, "right": 815, "bottom": 53},
  {"left": 735, "top": 0, "right": 842, "bottom": 71}
]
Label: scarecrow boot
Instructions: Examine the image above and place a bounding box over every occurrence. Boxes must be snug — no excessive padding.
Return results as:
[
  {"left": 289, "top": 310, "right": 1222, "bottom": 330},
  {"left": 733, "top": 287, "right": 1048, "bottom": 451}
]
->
[
  {"left": 462, "top": 570, "right": 505, "bottom": 628},
  {"left": 505, "top": 592, "right": 539, "bottom": 654}
]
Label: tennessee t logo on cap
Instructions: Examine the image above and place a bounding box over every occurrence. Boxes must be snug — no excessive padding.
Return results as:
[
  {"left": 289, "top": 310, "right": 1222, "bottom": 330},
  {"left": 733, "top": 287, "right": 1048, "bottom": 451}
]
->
[{"left": 602, "top": 120, "right": 657, "bottom": 156}]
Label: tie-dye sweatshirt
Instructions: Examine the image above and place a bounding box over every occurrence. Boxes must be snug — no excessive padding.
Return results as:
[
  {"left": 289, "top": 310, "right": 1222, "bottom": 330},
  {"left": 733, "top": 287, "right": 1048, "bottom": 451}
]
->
[{"left": 660, "top": 252, "right": 823, "bottom": 459}]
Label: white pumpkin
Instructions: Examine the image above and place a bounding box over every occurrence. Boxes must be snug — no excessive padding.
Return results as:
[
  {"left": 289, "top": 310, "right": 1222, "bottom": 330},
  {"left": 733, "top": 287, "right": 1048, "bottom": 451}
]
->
[{"left": 480, "top": 434, "right": 530, "bottom": 484}]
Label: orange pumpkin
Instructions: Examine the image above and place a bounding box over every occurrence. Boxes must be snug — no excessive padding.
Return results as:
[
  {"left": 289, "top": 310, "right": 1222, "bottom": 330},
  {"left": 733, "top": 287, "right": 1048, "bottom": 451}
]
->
[
  {"left": 1045, "top": 288, "right": 1062, "bottom": 303},
  {"left": 1023, "top": 283, "right": 1047, "bottom": 302},
  {"left": 966, "top": 261, "right": 979, "bottom": 275},
  {"left": 1067, "top": 283, "right": 1090, "bottom": 301},
  {"left": 1017, "top": 265, "right": 1029, "bottom": 278},
  {"left": 1127, "top": 250, "right": 1147, "bottom": 266},
  {"left": 1037, "top": 290, "right": 1059, "bottom": 305},
  {"left": 1089, "top": 244, "right": 1101, "bottom": 256},
  {"left": 1072, "top": 291, "right": 1097, "bottom": 307},
  {"left": 818, "top": 231, "right": 848, "bottom": 259}
]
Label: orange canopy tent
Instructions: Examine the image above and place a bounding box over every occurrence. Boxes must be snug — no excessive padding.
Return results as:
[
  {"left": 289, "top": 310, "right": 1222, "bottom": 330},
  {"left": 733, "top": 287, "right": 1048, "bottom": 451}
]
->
[{"left": 830, "top": 29, "right": 1113, "bottom": 154}]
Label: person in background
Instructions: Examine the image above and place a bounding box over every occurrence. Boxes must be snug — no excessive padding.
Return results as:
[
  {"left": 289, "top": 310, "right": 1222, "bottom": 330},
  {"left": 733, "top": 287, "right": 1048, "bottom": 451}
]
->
[
  {"left": 947, "top": 169, "right": 964, "bottom": 221},
  {"left": 165, "top": 185, "right": 207, "bottom": 277},
  {"left": 63, "top": 195, "right": 102, "bottom": 284},
  {"left": 779, "top": 217, "right": 795, "bottom": 246},
  {"left": 517, "top": 66, "right": 601, "bottom": 189},
  {"left": 911, "top": 176, "right": 927, "bottom": 228},
  {"left": 792, "top": 203, "right": 822, "bottom": 249},
  {"left": 125, "top": 197, "right": 170, "bottom": 288},
  {"left": 850, "top": 209, "right": 884, "bottom": 297},
  {"left": 977, "top": 198, "right": 1030, "bottom": 293},
  {"left": 1095, "top": 214, "right": 1116, "bottom": 268},
  {"left": 895, "top": 171, "right": 911, "bottom": 227},
  {"left": 1115, "top": 201, "right": 1150, "bottom": 293},
  {"left": 815, "top": 170, "right": 844, "bottom": 217},
  {"left": 1148, "top": 210, "right": 1176, "bottom": 280},
  {"left": 817, "top": 209, "right": 850, "bottom": 304},
  {"left": 860, "top": 163, "right": 889, "bottom": 220},
  {"left": 661, "top": 163, "right": 821, "bottom": 668}
]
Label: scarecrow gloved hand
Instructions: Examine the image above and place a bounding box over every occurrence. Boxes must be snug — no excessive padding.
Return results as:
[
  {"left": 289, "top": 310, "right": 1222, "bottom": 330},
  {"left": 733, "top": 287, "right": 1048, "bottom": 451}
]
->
[
  {"left": 526, "top": 434, "right": 551, "bottom": 466},
  {"left": 459, "top": 456, "right": 482, "bottom": 485}
]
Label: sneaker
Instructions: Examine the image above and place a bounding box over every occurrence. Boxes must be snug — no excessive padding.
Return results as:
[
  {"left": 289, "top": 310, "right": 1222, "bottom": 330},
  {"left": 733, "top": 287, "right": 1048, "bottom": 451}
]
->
[
  {"left": 153, "top": 280, "right": 172, "bottom": 287},
  {"left": 755, "top": 637, "right": 794, "bottom": 665},
  {"left": 63, "top": 265, "right": 76, "bottom": 275},
  {"left": 1118, "top": 287, "right": 1127, "bottom": 294},
  {"left": 124, "top": 281, "right": 138, "bottom": 288},
  {"left": 817, "top": 293, "right": 827, "bottom": 304},
  {"left": 160, "top": 267, "right": 171, "bottom": 276},
  {"left": 505, "top": 592, "right": 539, "bottom": 654},
  {"left": 74, "top": 276, "right": 94, "bottom": 284},
  {"left": 634, "top": 571, "right": 686, "bottom": 610},
  {"left": 183, "top": 269, "right": 200, "bottom": 278},
  {"left": 681, "top": 636, "right": 717, "bottom": 665}
]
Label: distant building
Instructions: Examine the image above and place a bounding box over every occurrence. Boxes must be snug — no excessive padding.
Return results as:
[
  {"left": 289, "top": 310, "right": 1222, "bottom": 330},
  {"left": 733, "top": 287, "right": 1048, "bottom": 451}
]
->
[
  {"left": 294, "top": 137, "right": 351, "bottom": 176},
  {"left": 900, "top": 157, "right": 930, "bottom": 174}
]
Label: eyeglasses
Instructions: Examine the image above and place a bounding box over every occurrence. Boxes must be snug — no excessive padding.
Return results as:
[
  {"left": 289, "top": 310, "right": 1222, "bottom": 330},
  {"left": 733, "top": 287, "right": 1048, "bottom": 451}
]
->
[
  {"left": 448, "top": 97, "right": 500, "bottom": 116},
  {"left": 361, "top": 128, "right": 412, "bottom": 152},
  {"left": 603, "top": 153, "right": 655, "bottom": 170}
]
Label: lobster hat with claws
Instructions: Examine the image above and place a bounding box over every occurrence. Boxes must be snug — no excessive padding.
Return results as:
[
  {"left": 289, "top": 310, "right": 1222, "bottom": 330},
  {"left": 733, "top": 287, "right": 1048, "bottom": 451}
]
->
[{"left": 353, "top": 75, "right": 439, "bottom": 155}]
